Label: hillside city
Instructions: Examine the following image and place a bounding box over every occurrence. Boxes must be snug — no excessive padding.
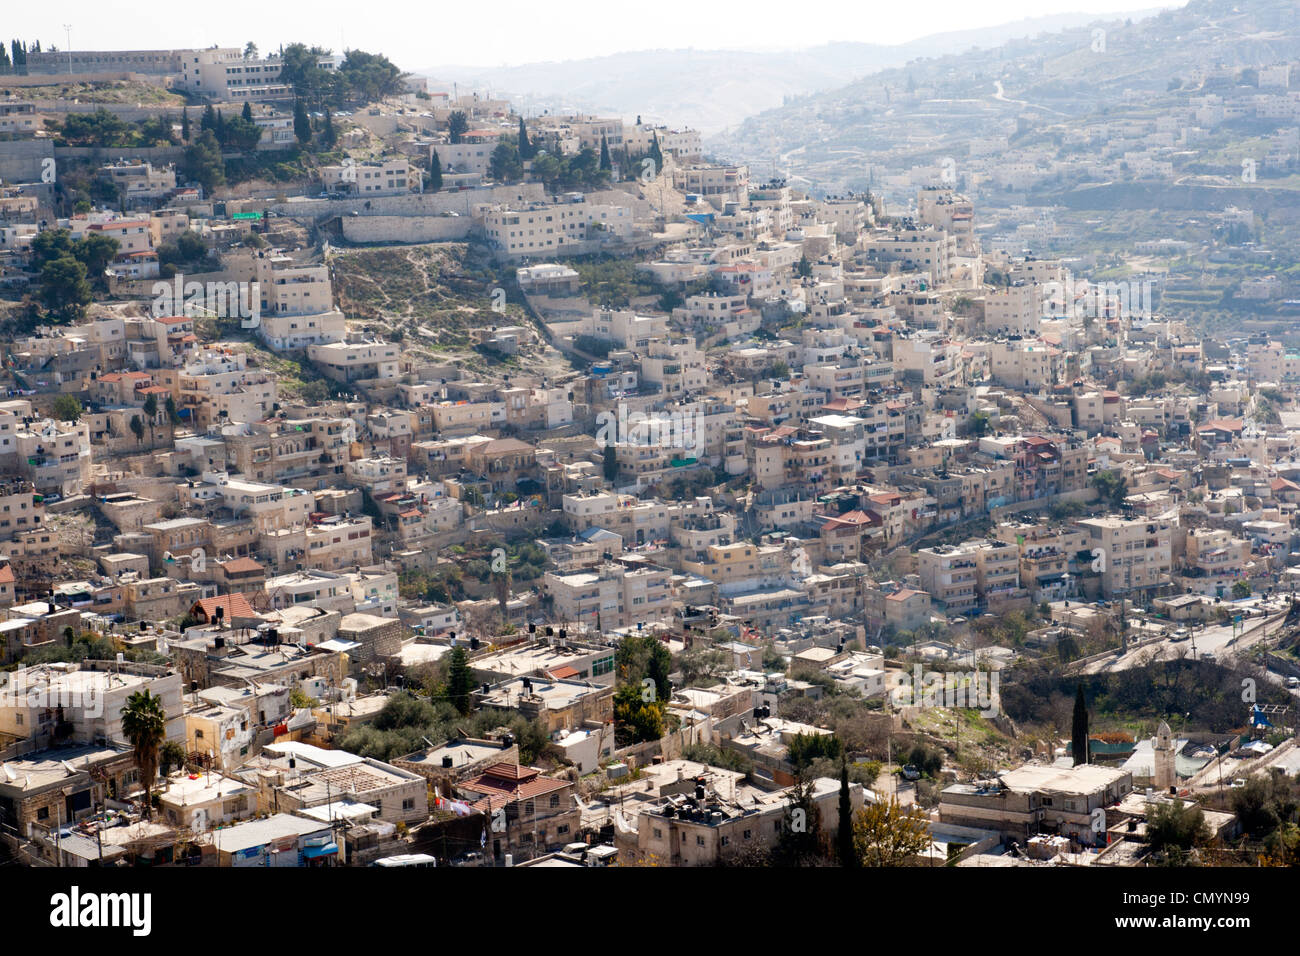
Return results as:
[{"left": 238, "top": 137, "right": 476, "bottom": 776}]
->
[{"left": 0, "top": 3, "right": 1299, "bottom": 874}]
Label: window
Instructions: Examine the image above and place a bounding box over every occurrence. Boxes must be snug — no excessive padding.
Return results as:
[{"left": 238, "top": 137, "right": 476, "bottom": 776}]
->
[{"left": 549, "top": 794, "right": 560, "bottom": 808}]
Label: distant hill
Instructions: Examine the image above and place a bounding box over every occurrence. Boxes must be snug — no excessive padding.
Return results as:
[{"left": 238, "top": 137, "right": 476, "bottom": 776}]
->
[
  {"left": 709, "top": 0, "right": 1300, "bottom": 188},
  {"left": 417, "top": 10, "right": 1165, "bottom": 134}
]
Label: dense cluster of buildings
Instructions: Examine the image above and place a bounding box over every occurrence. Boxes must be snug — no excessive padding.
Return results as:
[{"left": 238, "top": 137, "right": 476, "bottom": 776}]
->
[{"left": 0, "top": 36, "right": 1295, "bottom": 872}]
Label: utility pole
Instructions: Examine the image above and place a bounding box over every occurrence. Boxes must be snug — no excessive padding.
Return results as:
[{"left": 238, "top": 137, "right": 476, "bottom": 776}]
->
[{"left": 63, "top": 26, "right": 72, "bottom": 75}]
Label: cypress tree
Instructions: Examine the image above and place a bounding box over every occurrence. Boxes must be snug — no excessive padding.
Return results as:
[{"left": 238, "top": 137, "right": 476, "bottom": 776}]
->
[
  {"left": 428, "top": 150, "right": 443, "bottom": 192},
  {"left": 1072, "top": 684, "right": 1090, "bottom": 766},
  {"left": 181, "top": 107, "right": 190, "bottom": 142},
  {"left": 447, "top": 646, "right": 474, "bottom": 715},
  {"left": 293, "top": 98, "right": 311, "bottom": 145},
  {"left": 599, "top": 134, "right": 611, "bottom": 171},
  {"left": 241, "top": 101, "right": 253, "bottom": 123},
  {"left": 649, "top": 132, "right": 663, "bottom": 173},
  {"left": 201, "top": 103, "right": 216, "bottom": 132},
  {"left": 603, "top": 442, "right": 618, "bottom": 483},
  {"left": 517, "top": 116, "right": 532, "bottom": 160},
  {"left": 838, "top": 756, "right": 857, "bottom": 867}
]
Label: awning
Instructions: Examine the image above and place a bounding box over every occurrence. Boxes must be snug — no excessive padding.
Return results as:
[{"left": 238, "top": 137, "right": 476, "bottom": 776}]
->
[{"left": 302, "top": 842, "right": 338, "bottom": 859}]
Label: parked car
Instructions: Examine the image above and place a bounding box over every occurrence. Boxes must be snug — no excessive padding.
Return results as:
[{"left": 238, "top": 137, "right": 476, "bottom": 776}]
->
[
  {"left": 1171, "top": 628, "right": 1190, "bottom": 641},
  {"left": 901, "top": 764, "right": 921, "bottom": 781},
  {"left": 1286, "top": 676, "right": 1300, "bottom": 689}
]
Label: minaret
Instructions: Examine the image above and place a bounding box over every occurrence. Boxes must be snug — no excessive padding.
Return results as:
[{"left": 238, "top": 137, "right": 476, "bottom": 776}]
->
[{"left": 1153, "top": 720, "right": 1175, "bottom": 791}]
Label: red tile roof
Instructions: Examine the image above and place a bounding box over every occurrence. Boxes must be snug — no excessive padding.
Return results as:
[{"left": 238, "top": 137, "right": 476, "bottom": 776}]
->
[
  {"left": 462, "top": 763, "right": 570, "bottom": 811},
  {"left": 192, "top": 592, "right": 259, "bottom": 622},
  {"left": 219, "top": 557, "right": 264, "bottom": 573},
  {"left": 1199, "top": 419, "right": 1243, "bottom": 433}
]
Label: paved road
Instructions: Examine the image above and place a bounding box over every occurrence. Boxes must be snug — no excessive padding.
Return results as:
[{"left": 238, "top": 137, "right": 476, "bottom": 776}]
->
[{"left": 1082, "top": 606, "right": 1290, "bottom": 676}]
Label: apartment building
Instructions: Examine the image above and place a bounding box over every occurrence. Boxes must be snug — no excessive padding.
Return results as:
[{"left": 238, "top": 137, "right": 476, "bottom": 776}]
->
[
  {"left": 474, "top": 676, "right": 615, "bottom": 737},
  {"left": 258, "top": 309, "right": 347, "bottom": 352},
  {"left": 308, "top": 341, "right": 400, "bottom": 383},
  {"left": 1246, "top": 341, "right": 1300, "bottom": 383},
  {"left": 1180, "top": 527, "right": 1252, "bottom": 596},
  {"left": 0, "top": 660, "right": 184, "bottom": 747},
  {"left": 622, "top": 770, "right": 858, "bottom": 867},
  {"left": 181, "top": 48, "right": 338, "bottom": 101},
  {"left": 860, "top": 224, "right": 956, "bottom": 286},
  {"left": 177, "top": 349, "right": 277, "bottom": 429},
  {"left": 321, "top": 159, "right": 413, "bottom": 197},
  {"left": 561, "top": 490, "right": 678, "bottom": 546},
  {"left": 622, "top": 125, "right": 703, "bottom": 161},
  {"left": 671, "top": 164, "right": 749, "bottom": 202},
  {"left": 984, "top": 282, "right": 1041, "bottom": 335},
  {"left": 14, "top": 418, "right": 92, "bottom": 496},
  {"left": 254, "top": 257, "right": 335, "bottom": 318},
  {"left": 222, "top": 417, "right": 353, "bottom": 487},
  {"left": 1077, "top": 515, "right": 1174, "bottom": 598},
  {"left": 916, "top": 543, "right": 981, "bottom": 612},
  {"left": 916, "top": 186, "right": 978, "bottom": 256},
  {"left": 482, "top": 198, "right": 633, "bottom": 257},
  {"left": 640, "top": 338, "right": 708, "bottom": 396},
  {"left": 457, "top": 761, "right": 579, "bottom": 860},
  {"left": 269, "top": 514, "right": 374, "bottom": 574},
  {"left": 989, "top": 339, "right": 1065, "bottom": 389},
  {"left": 939, "top": 765, "right": 1133, "bottom": 845},
  {"left": 433, "top": 139, "right": 497, "bottom": 178},
  {"left": 182, "top": 472, "right": 315, "bottom": 534},
  {"left": 543, "top": 560, "right": 673, "bottom": 630},
  {"left": 99, "top": 161, "right": 177, "bottom": 204},
  {"left": 993, "top": 522, "right": 1088, "bottom": 602}
]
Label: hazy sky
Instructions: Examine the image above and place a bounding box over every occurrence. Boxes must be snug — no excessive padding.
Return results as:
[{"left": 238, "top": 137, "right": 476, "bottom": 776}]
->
[{"left": 10, "top": 0, "right": 1181, "bottom": 71}]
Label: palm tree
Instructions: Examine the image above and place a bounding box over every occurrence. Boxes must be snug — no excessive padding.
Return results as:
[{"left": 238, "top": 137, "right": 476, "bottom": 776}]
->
[{"left": 120, "top": 689, "right": 167, "bottom": 820}]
